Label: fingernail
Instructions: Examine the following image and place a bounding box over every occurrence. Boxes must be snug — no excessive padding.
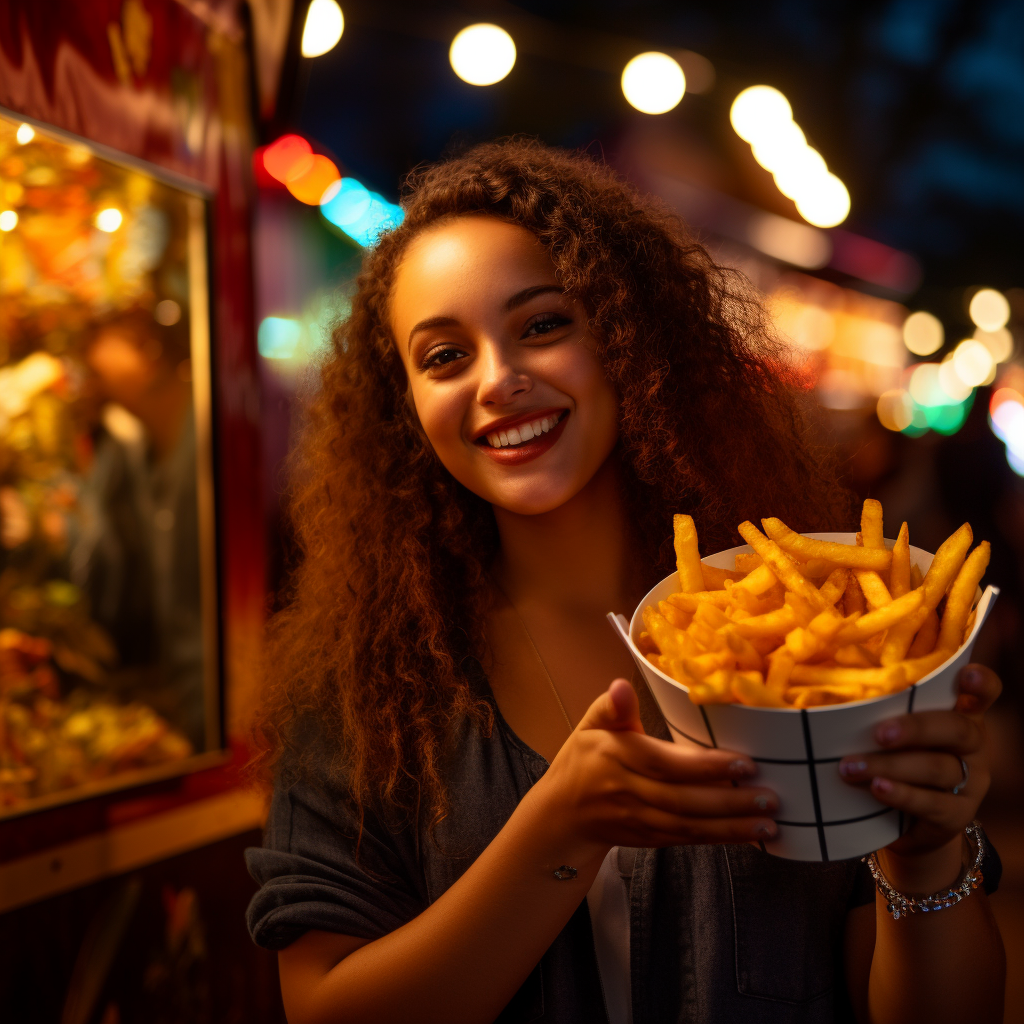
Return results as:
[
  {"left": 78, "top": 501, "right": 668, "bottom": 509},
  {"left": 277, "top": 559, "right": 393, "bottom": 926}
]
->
[
  {"left": 756, "top": 823, "right": 777, "bottom": 839},
  {"left": 730, "top": 759, "right": 756, "bottom": 777},
  {"left": 960, "top": 667, "right": 983, "bottom": 691},
  {"left": 872, "top": 776, "right": 893, "bottom": 794},
  {"left": 840, "top": 759, "right": 867, "bottom": 778},
  {"left": 875, "top": 722, "right": 901, "bottom": 745},
  {"left": 753, "top": 794, "right": 776, "bottom": 812}
]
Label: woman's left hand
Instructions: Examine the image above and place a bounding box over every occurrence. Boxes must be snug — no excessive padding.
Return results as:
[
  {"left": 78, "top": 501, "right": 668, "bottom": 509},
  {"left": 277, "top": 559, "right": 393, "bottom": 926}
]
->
[{"left": 838, "top": 664, "right": 1001, "bottom": 868}]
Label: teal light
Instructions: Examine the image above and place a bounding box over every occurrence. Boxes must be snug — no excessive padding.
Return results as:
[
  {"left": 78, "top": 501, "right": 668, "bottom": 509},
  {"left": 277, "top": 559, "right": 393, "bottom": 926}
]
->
[
  {"left": 900, "top": 404, "right": 929, "bottom": 437},
  {"left": 258, "top": 316, "right": 302, "bottom": 359},
  {"left": 320, "top": 176, "right": 403, "bottom": 247}
]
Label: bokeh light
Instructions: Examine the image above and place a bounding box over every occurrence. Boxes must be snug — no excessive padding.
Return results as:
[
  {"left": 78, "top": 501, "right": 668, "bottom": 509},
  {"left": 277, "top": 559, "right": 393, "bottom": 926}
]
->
[
  {"left": 320, "top": 177, "right": 404, "bottom": 247},
  {"left": 95, "top": 207, "right": 123, "bottom": 232},
  {"left": 154, "top": 299, "right": 182, "bottom": 326},
  {"left": 909, "top": 363, "right": 944, "bottom": 407},
  {"left": 902, "top": 310, "right": 943, "bottom": 356},
  {"left": 990, "top": 388, "right": 1024, "bottom": 476},
  {"left": 751, "top": 121, "right": 806, "bottom": 173},
  {"left": 15, "top": 123, "right": 34, "bottom": 145},
  {"left": 449, "top": 24, "right": 516, "bottom": 86},
  {"left": 968, "top": 288, "right": 1010, "bottom": 332},
  {"left": 794, "top": 174, "right": 851, "bottom": 229},
  {"left": 938, "top": 356, "right": 973, "bottom": 402},
  {"left": 301, "top": 0, "right": 344, "bottom": 58},
  {"left": 0, "top": 210, "right": 18, "bottom": 231},
  {"left": 772, "top": 147, "right": 828, "bottom": 201},
  {"left": 286, "top": 154, "right": 340, "bottom": 205},
  {"left": 730, "top": 86, "right": 792, "bottom": 143},
  {"left": 258, "top": 317, "right": 302, "bottom": 360},
  {"left": 263, "top": 134, "right": 313, "bottom": 183},
  {"left": 877, "top": 389, "right": 914, "bottom": 432},
  {"left": 621, "top": 52, "right": 686, "bottom": 114},
  {"left": 952, "top": 339, "right": 995, "bottom": 388},
  {"left": 974, "top": 327, "right": 1013, "bottom": 363}
]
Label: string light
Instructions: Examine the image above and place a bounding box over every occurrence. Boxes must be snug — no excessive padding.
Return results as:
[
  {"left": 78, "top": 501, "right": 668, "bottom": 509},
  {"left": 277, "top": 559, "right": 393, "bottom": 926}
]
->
[
  {"left": 730, "top": 85, "right": 850, "bottom": 228},
  {"left": 974, "top": 327, "right": 1013, "bottom": 363},
  {"left": 449, "top": 24, "right": 516, "bottom": 86},
  {"left": 301, "top": 0, "right": 344, "bottom": 58},
  {"left": 286, "top": 154, "right": 341, "bottom": 205},
  {"left": 15, "top": 123, "right": 34, "bottom": 145},
  {"left": 952, "top": 339, "right": 995, "bottom": 388},
  {"left": 0, "top": 210, "right": 17, "bottom": 231},
  {"left": 621, "top": 52, "right": 686, "bottom": 114},
  {"left": 320, "top": 177, "right": 403, "bottom": 246},
  {"left": 263, "top": 134, "right": 314, "bottom": 183}
]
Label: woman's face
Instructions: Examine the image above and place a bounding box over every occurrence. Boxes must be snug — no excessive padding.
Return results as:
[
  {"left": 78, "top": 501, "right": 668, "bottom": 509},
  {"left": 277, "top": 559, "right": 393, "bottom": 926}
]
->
[{"left": 390, "top": 216, "right": 620, "bottom": 515}]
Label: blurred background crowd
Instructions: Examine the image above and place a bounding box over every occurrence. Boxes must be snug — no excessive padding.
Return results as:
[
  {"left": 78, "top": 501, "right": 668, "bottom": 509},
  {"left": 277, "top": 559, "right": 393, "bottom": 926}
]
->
[{"left": 0, "top": 1, "right": 1021, "bottom": 1021}]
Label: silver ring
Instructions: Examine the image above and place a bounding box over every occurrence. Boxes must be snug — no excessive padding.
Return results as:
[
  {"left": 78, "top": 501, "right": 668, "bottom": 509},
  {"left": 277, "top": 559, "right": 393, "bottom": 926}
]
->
[{"left": 952, "top": 757, "right": 970, "bottom": 795}]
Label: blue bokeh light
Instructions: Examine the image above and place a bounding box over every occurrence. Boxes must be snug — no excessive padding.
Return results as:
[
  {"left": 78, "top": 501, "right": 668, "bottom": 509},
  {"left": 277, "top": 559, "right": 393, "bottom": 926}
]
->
[{"left": 320, "top": 177, "right": 403, "bottom": 247}]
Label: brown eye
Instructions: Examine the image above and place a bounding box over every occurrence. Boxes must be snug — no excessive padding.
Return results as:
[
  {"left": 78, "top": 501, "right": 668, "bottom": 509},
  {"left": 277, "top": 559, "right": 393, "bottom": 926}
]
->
[
  {"left": 421, "top": 346, "right": 467, "bottom": 371},
  {"left": 522, "top": 314, "right": 571, "bottom": 338}
]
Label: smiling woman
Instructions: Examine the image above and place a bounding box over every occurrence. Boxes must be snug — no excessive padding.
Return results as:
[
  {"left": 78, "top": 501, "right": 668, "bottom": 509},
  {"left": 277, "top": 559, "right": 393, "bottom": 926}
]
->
[{"left": 245, "top": 140, "right": 1005, "bottom": 1024}]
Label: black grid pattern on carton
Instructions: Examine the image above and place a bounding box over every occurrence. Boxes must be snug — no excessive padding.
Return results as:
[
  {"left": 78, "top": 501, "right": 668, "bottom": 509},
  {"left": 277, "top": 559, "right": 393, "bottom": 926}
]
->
[{"left": 663, "top": 679, "right": 921, "bottom": 859}]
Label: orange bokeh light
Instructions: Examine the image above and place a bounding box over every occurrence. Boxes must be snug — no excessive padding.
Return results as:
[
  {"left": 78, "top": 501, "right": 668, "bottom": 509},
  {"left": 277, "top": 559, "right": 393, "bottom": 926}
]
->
[
  {"left": 286, "top": 154, "right": 341, "bottom": 205},
  {"left": 990, "top": 387, "right": 1024, "bottom": 414},
  {"left": 263, "top": 134, "right": 313, "bottom": 183}
]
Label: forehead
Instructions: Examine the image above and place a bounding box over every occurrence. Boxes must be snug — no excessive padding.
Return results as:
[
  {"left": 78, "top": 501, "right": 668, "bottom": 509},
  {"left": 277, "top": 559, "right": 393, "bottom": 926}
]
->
[{"left": 391, "top": 216, "right": 556, "bottom": 321}]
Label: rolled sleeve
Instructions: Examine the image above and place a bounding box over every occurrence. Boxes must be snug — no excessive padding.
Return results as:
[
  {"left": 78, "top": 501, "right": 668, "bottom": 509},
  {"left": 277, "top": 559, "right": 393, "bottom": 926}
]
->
[{"left": 246, "top": 780, "right": 426, "bottom": 950}]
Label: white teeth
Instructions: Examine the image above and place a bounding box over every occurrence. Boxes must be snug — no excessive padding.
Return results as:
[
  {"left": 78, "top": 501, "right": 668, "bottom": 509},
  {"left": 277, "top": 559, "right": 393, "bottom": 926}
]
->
[{"left": 484, "top": 412, "right": 563, "bottom": 448}]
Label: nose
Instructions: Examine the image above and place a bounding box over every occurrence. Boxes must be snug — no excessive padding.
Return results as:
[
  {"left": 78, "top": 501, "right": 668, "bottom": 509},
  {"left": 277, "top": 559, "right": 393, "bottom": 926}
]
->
[{"left": 475, "top": 340, "right": 532, "bottom": 406}]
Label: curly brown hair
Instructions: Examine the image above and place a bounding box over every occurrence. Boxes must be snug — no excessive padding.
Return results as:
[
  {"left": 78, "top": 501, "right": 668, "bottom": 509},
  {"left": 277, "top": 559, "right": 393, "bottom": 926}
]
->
[{"left": 251, "top": 138, "right": 850, "bottom": 825}]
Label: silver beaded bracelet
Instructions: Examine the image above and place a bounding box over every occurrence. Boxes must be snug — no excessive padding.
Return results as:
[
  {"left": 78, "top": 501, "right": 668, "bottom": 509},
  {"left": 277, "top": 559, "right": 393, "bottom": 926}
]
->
[{"left": 863, "top": 821, "right": 985, "bottom": 921}]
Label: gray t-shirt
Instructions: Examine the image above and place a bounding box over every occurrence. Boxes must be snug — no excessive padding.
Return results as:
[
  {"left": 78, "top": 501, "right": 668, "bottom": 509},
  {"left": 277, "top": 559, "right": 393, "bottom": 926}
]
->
[{"left": 245, "top": 668, "right": 999, "bottom": 1023}]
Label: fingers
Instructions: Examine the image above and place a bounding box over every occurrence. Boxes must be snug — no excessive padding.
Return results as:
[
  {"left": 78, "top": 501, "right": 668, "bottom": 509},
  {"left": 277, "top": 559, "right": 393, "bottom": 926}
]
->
[
  {"left": 626, "top": 774, "right": 778, "bottom": 819},
  {"left": 870, "top": 709, "right": 982, "bottom": 756},
  {"left": 609, "top": 731, "right": 757, "bottom": 784},
  {"left": 622, "top": 805, "right": 777, "bottom": 846},
  {"left": 579, "top": 678, "right": 644, "bottom": 734},
  {"left": 956, "top": 663, "right": 1002, "bottom": 716},
  {"left": 862, "top": 776, "right": 968, "bottom": 834},
  {"left": 839, "top": 751, "right": 967, "bottom": 791}
]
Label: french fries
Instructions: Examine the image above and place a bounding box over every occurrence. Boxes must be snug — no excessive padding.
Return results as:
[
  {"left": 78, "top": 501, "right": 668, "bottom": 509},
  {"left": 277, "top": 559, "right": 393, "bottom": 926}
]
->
[{"left": 641, "top": 501, "right": 989, "bottom": 709}]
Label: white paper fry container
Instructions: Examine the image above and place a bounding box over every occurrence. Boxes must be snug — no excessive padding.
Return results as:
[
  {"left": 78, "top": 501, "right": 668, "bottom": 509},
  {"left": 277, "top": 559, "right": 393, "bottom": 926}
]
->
[{"left": 608, "top": 533, "right": 998, "bottom": 862}]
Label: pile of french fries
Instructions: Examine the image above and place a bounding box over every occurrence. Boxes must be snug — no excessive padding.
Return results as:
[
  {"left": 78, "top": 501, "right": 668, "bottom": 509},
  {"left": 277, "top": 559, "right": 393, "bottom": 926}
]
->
[{"left": 640, "top": 501, "right": 989, "bottom": 708}]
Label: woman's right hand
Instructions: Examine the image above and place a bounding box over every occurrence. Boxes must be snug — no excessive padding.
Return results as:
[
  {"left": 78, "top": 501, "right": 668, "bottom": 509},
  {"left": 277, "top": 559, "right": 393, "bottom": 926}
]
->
[{"left": 533, "top": 678, "right": 778, "bottom": 852}]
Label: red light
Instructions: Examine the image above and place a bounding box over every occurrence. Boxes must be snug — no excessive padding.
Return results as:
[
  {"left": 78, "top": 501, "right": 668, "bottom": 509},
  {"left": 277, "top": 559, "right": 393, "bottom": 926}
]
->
[{"left": 263, "top": 134, "right": 314, "bottom": 184}]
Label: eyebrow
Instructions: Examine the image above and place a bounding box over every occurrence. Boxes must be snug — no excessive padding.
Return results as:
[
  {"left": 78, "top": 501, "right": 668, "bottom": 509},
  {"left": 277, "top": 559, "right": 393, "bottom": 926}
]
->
[{"left": 406, "top": 284, "right": 564, "bottom": 351}]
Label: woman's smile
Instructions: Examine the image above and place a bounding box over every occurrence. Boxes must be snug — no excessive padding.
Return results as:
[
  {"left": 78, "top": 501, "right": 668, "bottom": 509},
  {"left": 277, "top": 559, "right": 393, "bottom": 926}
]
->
[{"left": 474, "top": 408, "right": 569, "bottom": 464}]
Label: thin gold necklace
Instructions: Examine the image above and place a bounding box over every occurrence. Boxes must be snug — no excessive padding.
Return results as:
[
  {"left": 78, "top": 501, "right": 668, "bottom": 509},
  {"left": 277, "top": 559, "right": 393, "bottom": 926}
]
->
[{"left": 491, "top": 577, "right": 574, "bottom": 735}]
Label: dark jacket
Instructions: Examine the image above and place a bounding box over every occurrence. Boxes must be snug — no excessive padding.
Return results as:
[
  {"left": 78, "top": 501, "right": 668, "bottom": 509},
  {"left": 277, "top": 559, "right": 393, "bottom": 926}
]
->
[{"left": 245, "top": 670, "right": 999, "bottom": 1023}]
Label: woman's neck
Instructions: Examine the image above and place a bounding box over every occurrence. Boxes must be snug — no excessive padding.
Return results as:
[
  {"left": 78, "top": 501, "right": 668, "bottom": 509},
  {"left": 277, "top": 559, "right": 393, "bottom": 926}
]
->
[{"left": 491, "top": 455, "right": 634, "bottom": 615}]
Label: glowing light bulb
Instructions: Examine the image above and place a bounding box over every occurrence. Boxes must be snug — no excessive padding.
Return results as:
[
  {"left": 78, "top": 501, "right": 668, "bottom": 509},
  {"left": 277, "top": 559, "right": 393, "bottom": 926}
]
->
[
  {"left": 16, "top": 123, "right": 34, "bottom": 145},
  {"left": 952, "top": 339, "right": 995, "bottom": 388},
  {"left": 968, "top": 288, "right": 1010, "bottom": 332},
  {"left": 449, "top": 24, "right": 516, "bottom": 86},
  {"left": 772, "top": 146, "right": 828, "bottom": 201},
  {"left": 621, "top": 52, "right": 686, "bottom": 114},
  {"left": 750, "top": 121, "right": 806, "bottom": 173},
  {"left": 794, "top": 173, "right": 850, "bottom": 228},
  {"left": 0, "top": 210, "right": 18, "bottom": 231},
  {"left": 301, "top": 0, "right": 344, "bottom": 58},
  {"left": 730, "top": 86, "right": 792, "bottom": 144},
  {"left": 902, "top": 311, "right": 944, "bottom": 356},
  {"left": 263, "top": 134, "right": 314, "bottom": 183},
  {"left": 95, "top": 208, "right": 123, "bottom": 232},
  {"left": 285, "top": 154, "right": 340, "bottom": 205}
]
